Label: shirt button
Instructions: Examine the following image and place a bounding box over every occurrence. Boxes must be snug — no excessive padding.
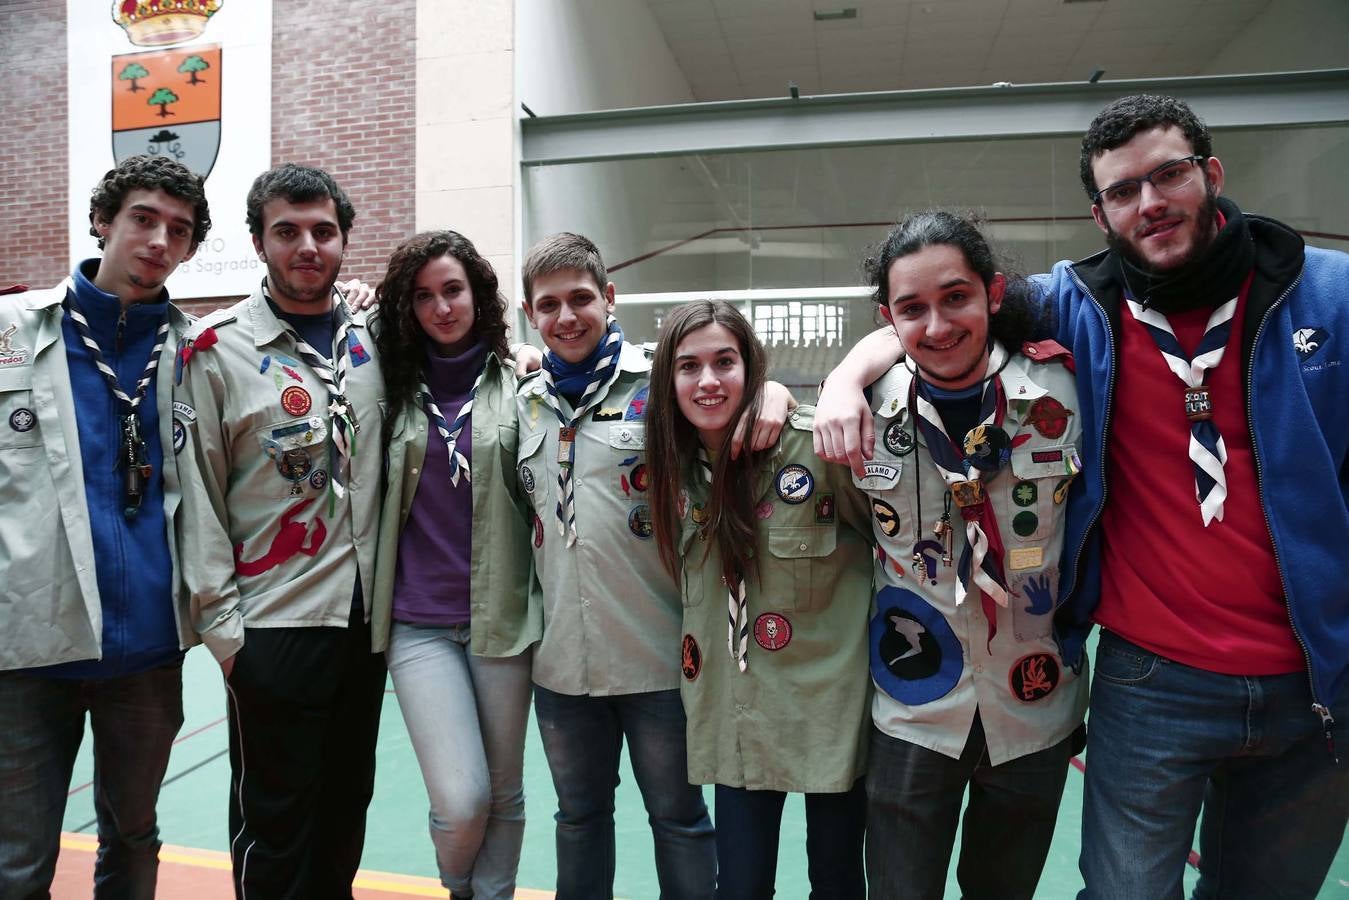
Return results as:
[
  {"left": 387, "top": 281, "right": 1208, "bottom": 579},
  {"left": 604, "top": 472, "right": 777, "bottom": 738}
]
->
[
  {"left": 974, "top": 665, "right": 983, "bottom": 673},
  {"left": 799, "top": 542, "right": 808, "bottom": 551},
  {"left": 411, "top": 467, "right": 419, "bottom": 474},
  {"left": 573, "top": 478, "right": 581, "bottom": 487},
  {"left": 620, "top": 428, "right": 632, "bottom": 441}
]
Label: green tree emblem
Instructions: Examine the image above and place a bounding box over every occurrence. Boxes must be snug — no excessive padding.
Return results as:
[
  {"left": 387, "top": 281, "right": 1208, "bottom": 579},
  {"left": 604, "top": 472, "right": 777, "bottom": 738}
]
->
[
  {"left": 179, "top": 55, "right": 210, "bottom": 85},
  {"left": 148, "top": 87, "right": 180, "bottom": 118},
  {"left": 119, "top": 61, "right": 149, "bottom": 93}
]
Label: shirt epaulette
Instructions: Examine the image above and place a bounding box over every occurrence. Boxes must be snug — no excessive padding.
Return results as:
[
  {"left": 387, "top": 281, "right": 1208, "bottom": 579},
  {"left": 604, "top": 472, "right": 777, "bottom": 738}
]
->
[
  {"left": 186, "top": 307, "right": 237, "bottom": 339},
  {"left": 1021, "top": 339, "right": 1075, "bottom": 373}
]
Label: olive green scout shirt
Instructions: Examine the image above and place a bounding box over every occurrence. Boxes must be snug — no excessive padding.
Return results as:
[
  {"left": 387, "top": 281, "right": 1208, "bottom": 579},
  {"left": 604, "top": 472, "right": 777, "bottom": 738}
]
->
[
  {"left": 677, "top": 408, "right": 874, "bottom": 793},
  {"left": 515, "top": 341, "right": 681, "bottom": 696},
  {"left": 174, "top": 287, "right": 384, "bottom": 663}
]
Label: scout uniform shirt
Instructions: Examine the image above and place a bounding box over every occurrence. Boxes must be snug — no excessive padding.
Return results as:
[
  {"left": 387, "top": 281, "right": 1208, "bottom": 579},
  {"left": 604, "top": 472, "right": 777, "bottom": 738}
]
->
[
  {"left": 516, "top": 341, "right": 679, "bottom": 696},
  {"left": 0, "top": 280, "right": 195, "bottom": 669},
  {"left": 678, "top": 407, "right": 874, "bottom": 794},
  {"left": 372, "top": 352, "right": 540, "bottom": 657},
  {"left": 859, "top": 344, "right": 1088, "bottom": 765},
  {"left": 174, "top": 287, "right": 384, "bottom": 663}
]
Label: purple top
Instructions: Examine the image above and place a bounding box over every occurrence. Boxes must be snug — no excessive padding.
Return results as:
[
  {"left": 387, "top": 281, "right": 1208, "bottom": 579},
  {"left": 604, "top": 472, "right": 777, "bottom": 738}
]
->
[{"left": 391, "top": 342, "right": 487, "bottom": 626}]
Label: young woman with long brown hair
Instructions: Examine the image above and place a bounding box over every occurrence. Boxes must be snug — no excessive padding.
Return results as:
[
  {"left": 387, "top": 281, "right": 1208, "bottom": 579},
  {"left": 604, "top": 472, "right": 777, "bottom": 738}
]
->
[{"left": 646, "top": 300, "right": 874, "bottom": 899}]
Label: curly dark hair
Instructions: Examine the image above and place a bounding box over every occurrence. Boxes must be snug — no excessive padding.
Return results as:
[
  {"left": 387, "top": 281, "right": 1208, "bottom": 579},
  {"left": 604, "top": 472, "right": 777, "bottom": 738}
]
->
[
  {"left": 374, "top": 230, "right": 511, "bottom": 419},
  {"left": 245, "top": 163, "right": 356, "bottom": 240},
  {"left": 1079, "top": 94, "right": 1212, "bottom": 198},
  {"left": 864, "top": 210, "right": 1046, "bottom": 351},
  {"left": 88, "top": 154, "right": 211, "bottom": 249}
]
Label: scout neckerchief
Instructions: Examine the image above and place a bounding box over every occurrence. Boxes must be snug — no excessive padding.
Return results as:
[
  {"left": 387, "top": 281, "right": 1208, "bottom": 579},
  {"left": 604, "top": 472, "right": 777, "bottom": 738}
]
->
[
  {"left": 538, "top": 316, "right": 624, "bottom": 547},
  {"left": 697, "top": 448, "right": 749, "bottom": 673},
  {"left": 262, "top": 280, "right": 358, "bottom": 509},
  {"left": 1124, "top": 297, "right": 1235, "bottom": 526},
  {"left": 64, "top": 291, "right": 170, "bottom": 518},
  {"left": 911, "top": 340, "right": 1011, "bottom": 651},
  {"left": 418, "top": 348, "right": 488, "bottom": 487}
]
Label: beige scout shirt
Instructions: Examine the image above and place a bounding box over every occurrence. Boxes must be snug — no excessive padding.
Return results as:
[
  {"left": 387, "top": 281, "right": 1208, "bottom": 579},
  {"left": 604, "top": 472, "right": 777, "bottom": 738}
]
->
[
  {"left": 0, "top": 282, "right": 195, "bottom": 669},
  {"left": 515, "top": 341, "right": 681, "bottom": 696},
  {"left": 174, "top": 287, "right": 384, "bottom": 663},
  {"left": 859, "top": 350, "right": 1089, "bottom": 765},
  {"left": 678, "top": 408, "right": 874, "bottom": 793}
]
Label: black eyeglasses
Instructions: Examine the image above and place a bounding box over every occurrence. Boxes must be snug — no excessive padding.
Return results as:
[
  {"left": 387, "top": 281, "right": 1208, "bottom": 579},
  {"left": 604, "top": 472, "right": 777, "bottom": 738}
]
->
[{"left": 1092, "top": 155, "right": 1206, "bottom": 210}]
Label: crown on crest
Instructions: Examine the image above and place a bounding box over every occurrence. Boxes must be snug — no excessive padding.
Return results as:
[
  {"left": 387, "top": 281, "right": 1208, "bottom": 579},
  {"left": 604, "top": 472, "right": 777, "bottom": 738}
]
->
[{"left": 112, "top": 0, "right": 223, "bottom": 47}]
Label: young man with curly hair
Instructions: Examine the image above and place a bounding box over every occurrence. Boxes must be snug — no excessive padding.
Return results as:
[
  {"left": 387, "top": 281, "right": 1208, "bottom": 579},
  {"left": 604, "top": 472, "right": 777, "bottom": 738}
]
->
[{"left": 0, "top": 154, "right": 211, "bottom": 898}]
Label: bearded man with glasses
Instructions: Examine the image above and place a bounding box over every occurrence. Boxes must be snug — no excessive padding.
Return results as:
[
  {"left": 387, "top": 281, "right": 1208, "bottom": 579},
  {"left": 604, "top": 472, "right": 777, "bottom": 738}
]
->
[{"left": 816, "top": 93, "right": 1349, "bottom": 899}]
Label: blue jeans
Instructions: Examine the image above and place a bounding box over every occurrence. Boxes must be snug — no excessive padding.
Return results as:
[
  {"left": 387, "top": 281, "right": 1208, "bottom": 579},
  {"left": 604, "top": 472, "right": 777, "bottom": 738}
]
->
[
  {"left": 0, "top": 664, "right": 184, "bottom": 900},
  {"left": 387, "top": 622, "right": 533, "bottom": 900},
  {"left": 533, "top": 685, "right": 716, "bottom": 899},
  {"left": 1080, "top": 630, "right": 1349, "bottom": 900},
  {"left": 865, "top": 715, "right": 1076, "bottom": 900},
  {"left": 713, "top": 780, "right": 865, "bottom": 900}
]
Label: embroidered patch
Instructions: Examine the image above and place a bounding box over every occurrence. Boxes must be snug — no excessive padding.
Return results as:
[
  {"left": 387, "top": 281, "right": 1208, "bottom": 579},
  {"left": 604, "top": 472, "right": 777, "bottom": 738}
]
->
[
  {"left": 1017, "top": 571, "right": 1054, "bottom": 615},
  {"left": 276, "top": 448, "right": 312, "bottom": 482},
  {"left": 1009, "top": 652, "right": 1060, "bottom": 702},
  {"left": 9, "top": 407, "right": 35, "bottom": 432},
  {"left": 678, "top": 489, "right": 690, "bottom": 520},
  {"left": 883, "top": 420, "right": 915, "bottom": 456},
  {"left": 520, "top": 464, "right": 537, "bottom": 494},
  {"left": 593, "top": 407, "right": 623, "bottom": 422},
  {"left": 1008, "top": 546, "right": 1044, "bottom": 571},
  {"left": 963, "top": 424, "right": 1010, "bottom": 472},
  {"left": 754, "top": 612, "right": 792, "bottom": 651},
  {"left": 1012, "top": 511, "right": 1039, "bottom": 537},
  {"left": 1025, "top": 397, "right": 1073, "bottom": 439},
  {"left": 0, "top": 322, "right": 30, "bottom": 366},
  {"left": 872, "top": 498, "right": 901, "bottom": 538},
  {"left": 629, "top": 463, "right": 650, "bottom": 493},
  {"left": 1031, "top": 449, "right": 1064, "bottom": 464},
  {"left": 755, "top": 499, "right": 774, "bottom": 520},
  {"left": 309, "top": 469, "right": 329, "bottom": 491},
  {"left": 1053, "top": 477, "right": 1072, "bottom": 505},
  {"left": 1294, "top": 327, "right": 1328, "bottom": 361},
  {"left": 814, "top": 492, "right": 835, "bottom": 524},
  {"left": 234, "top": 497, "right": 326, "bottom": 577},
  {"left": 259, "top": 355, "right": 271, "bottom": 374},
  {"left": 1013, "top": 481, "right": 1037, "bottom": 507},
  {"left": 628, "top": 503, "right": 654, "bottom": 540},
  {"left": 691, "top": 502, "right": 708, "bottom": 525},
  {"left": 625, "top": 386, "right": 649, "bottom": 420},
  {"left": 681, "top": 634, "right": 702, "bottom": 681},
  {"left": 172, "top": 400, "right": 197, "bottom": 422},
  {"left": 280, "top": 386, "right": 311, "bottom": 416},
  {"left": 775, "top": 464, "right": 814, "bottom": 504},
  {"left": 870, "top": 586, "right": 962, "bottom": 705},
  {"left": 863, "top": 462, "right": 899, "bottom": 480},
  {"left": 348, "top": 332, "right": 371, "bottom": 366},
  {"left": 172, "top": 418, "right": 186, "bottom": 455},
  {"left": 910, "top": 539, "right": 944, "bottom": 585},
  {"left": 281, "top": 365, "right": 304, "bottom": 383},
  {"left": 533, "top": 513, "right": 544, "bottom": 548}
]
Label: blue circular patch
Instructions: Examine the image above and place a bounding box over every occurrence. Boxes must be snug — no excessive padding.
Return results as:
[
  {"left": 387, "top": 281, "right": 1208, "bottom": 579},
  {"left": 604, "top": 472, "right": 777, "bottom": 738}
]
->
[
  {"left": 869, "top": 586, "right": 963, "bottom": 706},
  {"left": 172, "top": 418, "right": 186, "bottom": 455},
  {"left": 309, "top": 469, "right": 329, "bottom": 491},
  {"left": 8, "top": 407, "right": 35, "bottom": 433},
  {"left": 775, "top": 464, "right": 814, "bottom": 504},
  {"left": 628, "top": 503, "right": 653, "bottom": 539}
]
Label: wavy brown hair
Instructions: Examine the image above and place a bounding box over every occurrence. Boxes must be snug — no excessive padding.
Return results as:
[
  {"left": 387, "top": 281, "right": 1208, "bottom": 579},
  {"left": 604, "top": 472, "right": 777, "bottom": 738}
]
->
[
  {"left": 648, "top": 301, "right": 768, "bottom": 591},
  {"left": 374, "top": 231, "right": 511, "bottom": 425}
]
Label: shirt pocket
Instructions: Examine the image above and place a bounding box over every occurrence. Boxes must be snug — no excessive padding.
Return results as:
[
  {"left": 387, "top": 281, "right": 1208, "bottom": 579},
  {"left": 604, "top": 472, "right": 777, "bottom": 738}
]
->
[
  {"left": 762, "top": 524, "right": 837, "bottom": 612},
  {"left": 0, "top": 367, "right": 41, "bottom": 451},
  {"left": 679, "top": 524, "right": 706, "bottom": 609},
  {"left": 253, "top": 415, "right": 330, "bottom": 500},
  {"left": 608, "top": 422, "right": 649, "bottom": 500},
  {"left": 1003, "top": 444, "right": 1074, "bottom": 544},
  {"left": 517, "top": 428, "right": 547, "bottom": 511}
]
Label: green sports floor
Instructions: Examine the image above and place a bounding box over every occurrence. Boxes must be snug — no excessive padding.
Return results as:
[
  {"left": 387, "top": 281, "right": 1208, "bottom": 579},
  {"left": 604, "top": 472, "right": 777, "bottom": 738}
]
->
[{"left": 54, "top": 632, "right": 1349, "bottom": 898}]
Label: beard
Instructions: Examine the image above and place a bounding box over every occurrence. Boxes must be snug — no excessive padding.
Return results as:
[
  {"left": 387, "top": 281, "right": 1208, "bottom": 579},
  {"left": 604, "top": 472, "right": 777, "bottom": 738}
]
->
[
  {"left": 266, "top": 260, "right": 339, "bottom": 308},
  {"left": 1104, "top": 184, "right": 1221, "bottom": 276}
]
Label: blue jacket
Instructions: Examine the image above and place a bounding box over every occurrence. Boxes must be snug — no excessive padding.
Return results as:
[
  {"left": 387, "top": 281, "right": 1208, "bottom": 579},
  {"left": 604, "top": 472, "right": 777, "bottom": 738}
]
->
[{"left": 1042, "top": 208, "right": 1349, "bottom": 720}]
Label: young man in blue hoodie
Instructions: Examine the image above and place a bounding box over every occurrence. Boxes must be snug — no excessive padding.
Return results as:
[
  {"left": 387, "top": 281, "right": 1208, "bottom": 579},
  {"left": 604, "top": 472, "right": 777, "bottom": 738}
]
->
[{"left": 0, "top": 155, "right": 210, "bottom": 898}]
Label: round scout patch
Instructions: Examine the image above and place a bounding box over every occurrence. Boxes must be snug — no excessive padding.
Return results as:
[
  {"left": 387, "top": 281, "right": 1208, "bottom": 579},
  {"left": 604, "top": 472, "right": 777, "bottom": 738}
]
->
[
  {"left": 309, "top": 469, "right": 329, "bottom": 491},
  {"left": 8, "top": 408, "right": 34, "bottom": 433},
  {"left": 532, "top": 513, "right": 545, "bottom": 548},
  {"left": 628, "top": 503, "right": 654, "bottom": 540},
  {"left": 755, "top": 500, "right": 774, "bottom": 520},
  {"left": 1025, "top": 397, "right": 1072, "bottom": 439},
  {"left": 872, "top": 498, "right": 901, "bottom": 538},
  {"left": 277, "top": 448, "right": 312, "bottom": 482},
  {"left": 691, "top": 502, "right": 708, "bottom": 525},
  {"left": 280, "top": 385, "right": 312, "bottom": 416},
  {"left": 172, "top": 418, "right": 186, "bottom": 455},
  {"left": 883, "top": 420, "right": 915, "bottom": 456},
  {"left": 629, "top": 463, "right": 650, "bottom": 493},
  {"left": 1012, "top": 510, "right": 1039, "bottom": 537},
  {"left": 681, "top": 634, "right": 702, "bottom": 681},
  {"left": 520, "top": 464, "right": 536, "bottom": 494},
  {"left": 1013, "top": 481, "right": 1038, "bottom": 507},
  {"left": 963, "top": 424, "right": 1011, "bottom": 472},
  {"left": 754, "top": 612, "right": 792, "bottom": 651},
  {"left": 869, "top": 586, "right": 962, "bottom": 705},
  {"left": 1009, "top": 652, "right": 1060, "bottom": 702},
  {"left": 774, "top": 464, "right": 814, "bottom": 504}
]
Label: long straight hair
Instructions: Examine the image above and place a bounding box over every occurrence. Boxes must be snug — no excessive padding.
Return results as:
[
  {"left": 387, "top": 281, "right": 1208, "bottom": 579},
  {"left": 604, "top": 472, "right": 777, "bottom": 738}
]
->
[{"left": 648, "top": 301, "right": 768, "bottom": 590}]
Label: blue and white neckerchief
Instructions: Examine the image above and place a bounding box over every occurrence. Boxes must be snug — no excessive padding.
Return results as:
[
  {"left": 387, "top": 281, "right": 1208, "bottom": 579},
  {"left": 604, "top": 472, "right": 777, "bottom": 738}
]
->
[
  {"left": 537, "top": 316, "right": 624, "bottom": 546},
  {"left": 697, "top": 448, "right": 749, "bottom": 673},
  {"left": 911, "top": 341, "right": 1011, "bottom": 649},
  {"left": 263, "top": 280, "right": 357, "bottom": 504},
  {"left": 418, "top": 361, "right": 487, "bottom": 487},
  {"left": 1125, "top": 297, "right": 1235, "bottom": 526}
]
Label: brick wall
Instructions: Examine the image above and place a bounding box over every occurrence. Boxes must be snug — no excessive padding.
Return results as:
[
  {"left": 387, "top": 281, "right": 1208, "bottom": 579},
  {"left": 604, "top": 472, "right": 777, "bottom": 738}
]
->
[{"left": 0, "top": 0, "right": 416, "bottom": 309}]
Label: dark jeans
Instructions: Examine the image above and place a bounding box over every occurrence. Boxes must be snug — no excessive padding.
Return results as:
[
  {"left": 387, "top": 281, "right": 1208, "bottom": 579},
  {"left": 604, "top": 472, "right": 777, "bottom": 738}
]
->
[
  {"left": 714, "top": 780, "right": 866, "bottom": 900},
  {"left": 533, "top": 685, "right": 716, "bottom": 900},
  {"left": 1080, "top": 630, "right": 1349, "bottom": 900},
  {"left": 224, "top": 617, "right": 386, "bottom": 900},
  {"left": 865, "top": 714, "right": 1075, "bottom": 900},
  {"left": 0, "top": 663, "right": 184, "bottom": 900}
]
